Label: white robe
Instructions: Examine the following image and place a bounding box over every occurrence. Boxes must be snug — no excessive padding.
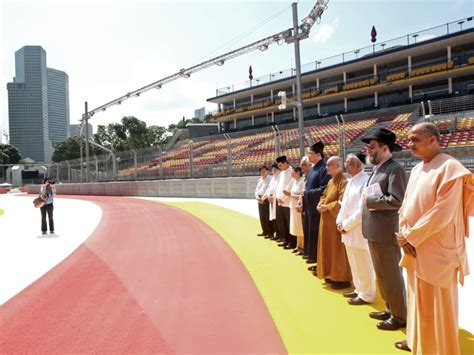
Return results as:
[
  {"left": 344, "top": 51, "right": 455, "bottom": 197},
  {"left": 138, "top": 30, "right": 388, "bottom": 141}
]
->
[
  {"left": 288, "top": 177, "right": 305, "bottom": 236},
  {"left": 337, "top": 170, "right": 376, "bottom": 302},
  {"left": 263, "top": 173, "right": 280, "bottom": 220}
]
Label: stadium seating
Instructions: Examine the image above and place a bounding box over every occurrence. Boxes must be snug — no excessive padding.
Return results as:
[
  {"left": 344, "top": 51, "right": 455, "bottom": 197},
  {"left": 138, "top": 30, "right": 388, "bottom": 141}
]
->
[
  {"left": 117, "top": 113, "right": 473, "bottom": 179},
  {"left": 410, "top": 61, "right": 454, "bottom": 77}
]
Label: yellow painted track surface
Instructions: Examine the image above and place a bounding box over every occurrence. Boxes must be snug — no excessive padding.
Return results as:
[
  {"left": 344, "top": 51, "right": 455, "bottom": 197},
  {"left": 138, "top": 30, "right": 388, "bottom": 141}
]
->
[{"left": 160, "top": 200, "right": 473, "bottom": 355}]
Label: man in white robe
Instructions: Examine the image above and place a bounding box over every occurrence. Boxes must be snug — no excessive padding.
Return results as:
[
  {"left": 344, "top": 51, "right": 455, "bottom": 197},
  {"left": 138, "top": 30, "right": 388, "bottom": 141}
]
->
[{"left": 337, "top": 153, "right": 376, "bottom": 305}]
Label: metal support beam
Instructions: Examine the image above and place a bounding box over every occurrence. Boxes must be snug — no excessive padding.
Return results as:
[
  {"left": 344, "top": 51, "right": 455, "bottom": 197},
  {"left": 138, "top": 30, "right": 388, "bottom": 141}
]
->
[
  {"left": 189, "top": 140, "right": 194, "bottom": 178},
  {"left": 291, "top": 2, "right": 306, "bottom": 159},
  {"left": 84, "top": 101, "right": 90, "bottom": 182}
]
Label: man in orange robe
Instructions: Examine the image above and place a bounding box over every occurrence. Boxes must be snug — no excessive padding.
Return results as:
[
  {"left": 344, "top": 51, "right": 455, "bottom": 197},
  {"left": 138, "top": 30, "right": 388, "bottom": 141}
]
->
[
  {"left": 396, "top": 122, "right": 473, "bottom": 354},
  {"left": 316, "top": 156, "right": 351, "bottom": 289}
]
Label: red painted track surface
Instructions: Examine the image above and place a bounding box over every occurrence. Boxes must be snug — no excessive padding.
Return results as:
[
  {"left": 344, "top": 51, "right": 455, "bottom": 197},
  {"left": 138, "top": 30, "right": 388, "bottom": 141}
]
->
[{"left": 1, "top": 196, "right": 286, "bottom": 354}]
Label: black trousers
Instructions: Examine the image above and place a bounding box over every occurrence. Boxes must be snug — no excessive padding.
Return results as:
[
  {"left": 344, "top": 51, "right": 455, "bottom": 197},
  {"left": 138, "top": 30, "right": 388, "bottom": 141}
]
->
[
  {"left": 257, "top": 200, "right": 272, "bottom": 236},
  {"left": 276, "top": 205, "right": 291, "bottom": 245},
  {"left": 304, "top": 212, "right": 321, "bottom": 262},
  {"left": 41, "top": 203, "right": 54, "bottom": 233},
  {"left": 368, "top": 240, "right": 407, "bottom": 322}
]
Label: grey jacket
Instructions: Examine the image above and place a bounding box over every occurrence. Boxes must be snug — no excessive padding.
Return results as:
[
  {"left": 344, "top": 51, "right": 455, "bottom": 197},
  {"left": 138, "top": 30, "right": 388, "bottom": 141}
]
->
[{"left": 362, "top": 158, "right": 407, "bottom": 244}]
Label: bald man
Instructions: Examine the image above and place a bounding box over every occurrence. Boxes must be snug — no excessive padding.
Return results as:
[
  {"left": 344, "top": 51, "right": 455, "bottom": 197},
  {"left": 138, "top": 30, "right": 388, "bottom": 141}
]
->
[
  {"left": 396, "top": 122, "right": 473, "bottom": 354},
  {"left": 316, "top": 156, "right": 351, "bottom": 289}
]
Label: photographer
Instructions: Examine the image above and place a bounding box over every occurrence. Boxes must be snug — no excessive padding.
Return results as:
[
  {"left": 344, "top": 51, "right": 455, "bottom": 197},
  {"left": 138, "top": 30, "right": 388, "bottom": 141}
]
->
[{"left": 40, "top": 177, "right": 56, "bottom": 234}]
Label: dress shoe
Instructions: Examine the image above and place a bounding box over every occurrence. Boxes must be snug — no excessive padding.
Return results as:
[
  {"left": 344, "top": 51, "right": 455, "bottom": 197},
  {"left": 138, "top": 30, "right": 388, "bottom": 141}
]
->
[
  {"left": 343, "top": 291, "right": 358, "bottom": 298},
  {"left": 283, "top": 244, "right": 294, "bottom": 249},
  {"left": 369, "top": 311, "right": 391, "bottom": 320},
  {"left": 278, "top": 243, "right": 286, "bottom": 247},
  {"left": 307, "top": 265, "right": 317, "bottom": 271},
  {"left": 292, "top": 248, "right": 299, "bottom": 253},
  {"left": 306, "top": 259, "right": 316, "bottom": 264},
  {"left": 330, "top": 281, "right": 352, "bottom": 290},
  {"left": 324, "top": 278, "right": 333, "bottom": 284},
  {"left": 264, "top": 235, "right": 273, "bottom": 239},
  {"left": 295, "top": 251, "right": 304, "bottom": 256},
  {"left": 302, "top": 255, "right": 309, "bottom": 260},
  {"left": 377, "top": 316, "right": 406, "bottom": 331},
  {"left": 348, "top": 297, "right": 369, "bottom": 305},
  {"left": 257, "top": 233, "right": 265, "bottom": 236}
]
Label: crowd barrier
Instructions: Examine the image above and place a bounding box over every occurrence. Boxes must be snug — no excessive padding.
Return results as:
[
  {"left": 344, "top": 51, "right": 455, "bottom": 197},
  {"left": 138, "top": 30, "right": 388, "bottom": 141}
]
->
[{"left": 27, "top": 176, "right": 260, "bottom": 199}]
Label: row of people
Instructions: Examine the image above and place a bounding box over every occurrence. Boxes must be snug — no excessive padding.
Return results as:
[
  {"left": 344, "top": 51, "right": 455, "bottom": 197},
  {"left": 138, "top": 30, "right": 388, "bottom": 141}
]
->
[{"left": 254, "top": 124, "right": 473, "bottom": 354}]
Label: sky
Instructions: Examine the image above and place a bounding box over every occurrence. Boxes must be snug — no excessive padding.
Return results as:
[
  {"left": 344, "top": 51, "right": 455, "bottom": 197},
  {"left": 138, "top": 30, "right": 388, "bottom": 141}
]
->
[{"left": 1, "top": 0, "right": 472, "bottom": 140}]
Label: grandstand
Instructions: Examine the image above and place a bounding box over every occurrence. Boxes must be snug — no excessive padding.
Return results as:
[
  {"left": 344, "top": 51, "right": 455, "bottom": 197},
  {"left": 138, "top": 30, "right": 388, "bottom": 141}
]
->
[{"left": 52, "top": 18, "right": 474, "bottom": 183}]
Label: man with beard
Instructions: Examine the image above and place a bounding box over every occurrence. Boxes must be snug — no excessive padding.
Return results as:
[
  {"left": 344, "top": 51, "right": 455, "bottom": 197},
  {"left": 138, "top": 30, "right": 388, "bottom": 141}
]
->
[{"left": 361, "top": 128, "right": 408, "bottom": 331}]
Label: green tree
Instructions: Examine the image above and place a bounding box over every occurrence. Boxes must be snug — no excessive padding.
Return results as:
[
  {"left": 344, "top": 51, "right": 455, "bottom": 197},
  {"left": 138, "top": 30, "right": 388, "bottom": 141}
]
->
[
  {"left": 51, "top": 137, "right": 84, "bottom": 162},
  {"left": 93, "top": 116, "right": 170, "bottom": 152},
  {"left": 202, "top": 113, "right": 213, "bottom": 123},
  {"left": 148, "top": 125, "right": 170, "bottom": 146},
  {"left": 0, "top": 144, "right": 22, "bottom": 164}
]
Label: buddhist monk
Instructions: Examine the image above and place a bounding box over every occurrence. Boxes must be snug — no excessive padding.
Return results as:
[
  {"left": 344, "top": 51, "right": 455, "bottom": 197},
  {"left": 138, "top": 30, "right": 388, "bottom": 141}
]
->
[{"left": 316, "top": 156, "right": 351, "bottom": 289}]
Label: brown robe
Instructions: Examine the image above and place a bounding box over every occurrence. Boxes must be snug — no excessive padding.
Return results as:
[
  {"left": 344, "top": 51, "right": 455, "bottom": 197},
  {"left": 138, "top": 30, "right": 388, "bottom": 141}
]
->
[{"left": 316, "top": 172, "right": 351, "bottom": 282}]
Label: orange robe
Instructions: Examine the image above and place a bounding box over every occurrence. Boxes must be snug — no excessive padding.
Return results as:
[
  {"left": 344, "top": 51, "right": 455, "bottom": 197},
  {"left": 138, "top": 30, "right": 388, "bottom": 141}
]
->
[
  {"left": 399, "top": 153, "right": 473, "bottom": 355},
  {"left": 316, "top": 172, "right": 351, "bottom": 282}
]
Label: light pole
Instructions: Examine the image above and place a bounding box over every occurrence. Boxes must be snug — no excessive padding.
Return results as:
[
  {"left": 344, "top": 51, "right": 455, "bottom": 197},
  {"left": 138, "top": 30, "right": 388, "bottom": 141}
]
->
[{"left": 291, "top": 1, "right": 306, "bottom": 159}]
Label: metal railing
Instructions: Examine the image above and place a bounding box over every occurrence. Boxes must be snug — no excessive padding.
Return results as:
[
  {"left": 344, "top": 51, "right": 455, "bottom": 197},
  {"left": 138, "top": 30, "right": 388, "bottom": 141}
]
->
[{"left": 216, "top": 17, "right": 473, "bottom": 95}]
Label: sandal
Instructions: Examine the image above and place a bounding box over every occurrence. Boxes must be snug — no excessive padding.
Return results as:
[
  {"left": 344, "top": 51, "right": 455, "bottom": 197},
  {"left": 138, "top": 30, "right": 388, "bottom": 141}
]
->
[{"left": 395, "top": 340, "right": 410, "bottom": 352}]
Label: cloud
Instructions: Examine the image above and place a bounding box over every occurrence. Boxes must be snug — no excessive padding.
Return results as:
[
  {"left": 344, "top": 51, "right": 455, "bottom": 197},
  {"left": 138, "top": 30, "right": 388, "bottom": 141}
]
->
[{"left": 313, "top": 17, "right": 339, "bottom": 44}]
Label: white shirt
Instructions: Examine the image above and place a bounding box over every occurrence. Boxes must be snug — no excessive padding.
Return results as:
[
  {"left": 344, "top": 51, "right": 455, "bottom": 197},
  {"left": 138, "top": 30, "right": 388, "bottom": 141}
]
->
[
  {"left": 275, "top": 168, "right": 293, "bottom": 208},
  {"left": 337, "top": 170, "right": 369, "bottom": 249},
  {"left": 288, "top": 176, "right": 305, "bottom": 209},
  {"left": 255, "top": 175, "right": 271, "bottom": 199},
  {"left": 263, "top": 172, "right": 280, "bottom": 220}
]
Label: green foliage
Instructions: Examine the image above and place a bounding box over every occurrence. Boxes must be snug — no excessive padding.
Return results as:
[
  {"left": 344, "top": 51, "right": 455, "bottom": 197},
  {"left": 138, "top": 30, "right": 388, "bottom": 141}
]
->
[
  {"left": 0, "top": 144, "right": 22, "bottom": 164},
  {"left": 51, "top": 137, "right": 83, "bottom": 162},
  {"left": 51, "top": 112, "right": 212, "bottom": 162},
  {"left": 92, "top": 116, "right": 171, "bottom": 152}
]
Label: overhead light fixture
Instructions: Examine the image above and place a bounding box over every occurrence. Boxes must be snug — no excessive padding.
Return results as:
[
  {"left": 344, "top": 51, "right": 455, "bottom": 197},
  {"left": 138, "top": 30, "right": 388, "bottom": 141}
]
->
[
  {"left": 90, "top": 111, "right": 95, "bottom": 117},
  {"left": 179, "top": 68, "right": 191, "bottom": 78},
  {"left": 126, "top": 92, "right": 131, "bottom": 97},
  {"left": 135, "top": 92, "right": 140, "bottom": 97},
  {"left": 216, "top": 60, "right": 225, "bottom": 66},
  {"left": 102, "top": 108, "right": 106, "bottom": 111},
  {"left": 155, "top": 84, "right": 162, "bottom": 89},
  {"left": 258, "top": 44, "right": 268, "bottom": 51},
  {"left": 117, "top": 101, "right": 122, "bottom": 105}
]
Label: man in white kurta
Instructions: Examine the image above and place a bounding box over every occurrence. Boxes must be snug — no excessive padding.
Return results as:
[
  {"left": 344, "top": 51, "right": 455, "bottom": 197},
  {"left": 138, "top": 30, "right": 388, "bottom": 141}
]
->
[
  {"left": 255, "top": 165, "right": 272, "bottom": 238},
  {"left": 396, "top": 123, "right": 473, "bottom": 354},
  {"left": 275, "top": 155, "right": 294, "bottom": 248},
  {"left": 263, "top": 163, "right": 281, "bottom": 240},
  {"left": 337, "top": 153, "right": 376, "bottom": 305}
]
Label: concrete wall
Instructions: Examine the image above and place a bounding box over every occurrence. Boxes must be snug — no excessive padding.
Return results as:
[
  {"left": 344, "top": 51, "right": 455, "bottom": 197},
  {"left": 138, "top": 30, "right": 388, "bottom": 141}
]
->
[{"left": 27, "top": 176, "right": 260, "bottom": 199}]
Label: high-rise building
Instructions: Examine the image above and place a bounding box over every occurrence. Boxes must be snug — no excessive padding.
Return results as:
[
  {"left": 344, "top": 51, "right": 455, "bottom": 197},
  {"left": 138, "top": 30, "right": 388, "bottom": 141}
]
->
[
  {"left": 48, "top": 68, "right": 70, "bottom": 144},
  {"left": 194, "top": 107, "right": 206, "bottom": 120},
  {"left": 7, "top": 46, "right": 70, "bottom": 163},
  {"left": 70, "top": 123, "right": 93, "bottom": 138}
]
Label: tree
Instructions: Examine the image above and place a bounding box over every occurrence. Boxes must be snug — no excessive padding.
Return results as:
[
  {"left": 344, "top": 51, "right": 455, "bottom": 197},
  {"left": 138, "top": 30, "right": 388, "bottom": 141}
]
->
[
  {"left": 148, "top": 125, "right": 170, "bottom": 146},
  {"left": 202, "top": 113, "right": 213, "bottom": 123},
  {"left": 51, "top": 137, "right": 84, "bottom": 162},
  {"left": 0, "top": 144, "right": 22, "bottom": 164},
  {"left": 92, "top": 116, "right": 170, "bottom": 152}
]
